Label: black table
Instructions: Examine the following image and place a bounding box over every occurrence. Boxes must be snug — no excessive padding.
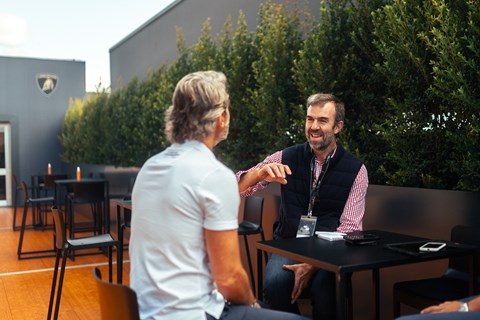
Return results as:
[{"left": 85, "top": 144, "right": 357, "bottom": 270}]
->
[
  {"left": 256, "top": 230, "right": 478, "bottom": 320},
  {"left": 113, "top": 198, "right": 132, "bottom": 284}
]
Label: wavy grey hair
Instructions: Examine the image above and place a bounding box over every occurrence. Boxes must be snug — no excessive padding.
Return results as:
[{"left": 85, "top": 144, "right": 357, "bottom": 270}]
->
[
  {"left": 165, "top": 71, "right": 230, "bottom": 144},
  {"left": 306, "top": 93, "right": 345, "bottom": 125}
]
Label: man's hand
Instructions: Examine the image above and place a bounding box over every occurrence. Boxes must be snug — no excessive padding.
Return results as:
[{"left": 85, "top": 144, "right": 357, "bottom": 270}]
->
[
  {"left": 421, "top": 301, "right": 463, "bottom": 314},
  {"left": 283, "top": 263, "right": 317, "bottom": 304},
  {"left": 258, "top": 163, "right": 292, "bottom": 184}
]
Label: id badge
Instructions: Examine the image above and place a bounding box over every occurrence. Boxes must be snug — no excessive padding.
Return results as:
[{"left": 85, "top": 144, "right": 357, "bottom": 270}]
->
[{"left": 296, "top": 215, "right": 317, "bottom": 238}]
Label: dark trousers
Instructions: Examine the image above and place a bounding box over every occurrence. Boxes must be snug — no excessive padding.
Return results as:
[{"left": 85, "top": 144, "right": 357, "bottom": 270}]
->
[
  {"left": 205, "top": 302, "right": 309, "bottom": 320},
  {"left": 263, "top": 254, "right": 336, "bottom": 320}
]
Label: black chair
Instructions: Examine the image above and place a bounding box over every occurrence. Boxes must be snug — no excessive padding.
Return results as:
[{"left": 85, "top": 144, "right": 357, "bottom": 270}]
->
[
  {"left": 12, "top": 174, "right": 32, "bottom": 231},
  {"left": 393, "top": 225, "right": 480, "bottom": 317},
  {"left": 41, "top": 174, "right": 68, "bottom": 198},
  {"left": 17, "top": 181, "right": 56, "bottom": 259},
  {"left": 47, "top": 207, "right": 121, "bottom": 320},
  {"left": 118, "top": 195, "right": 132, "bottom": 251},
  {"left": 66, "top": 180, "right": 108, "bottom": 239},
  {"left": 238, "top": 195, "right": 267, "bottom": 293},
  {"left": 93, "top": 267, "right": 140, "bottom": 320}
]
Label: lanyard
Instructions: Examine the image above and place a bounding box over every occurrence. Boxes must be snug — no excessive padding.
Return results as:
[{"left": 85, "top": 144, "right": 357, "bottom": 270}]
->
[{"left": 307, "top": 150, "right": 334, "bottom": 217}]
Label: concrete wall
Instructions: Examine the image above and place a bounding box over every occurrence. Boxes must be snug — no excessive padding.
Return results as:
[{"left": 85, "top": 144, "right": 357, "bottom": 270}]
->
[
  {"left": 109, "top": 0, "right": 321, "bottom": 91},
  {"left": 0, "top": 56, "right": 85, "bottom": 203}
]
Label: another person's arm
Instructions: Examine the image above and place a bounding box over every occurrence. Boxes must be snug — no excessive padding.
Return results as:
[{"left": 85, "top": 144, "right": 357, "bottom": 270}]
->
[
  {"left": 205, "top": 229, "right": 256, "bottom": 306},
  {"left": 336, "top": 164, "right": 369, "bottom": 233},
  {"left": 421, "top": 296, "right": 480, "bottom": 314},
  {"left": 236, "top": 151, "right": 292, "bottom": 195}
]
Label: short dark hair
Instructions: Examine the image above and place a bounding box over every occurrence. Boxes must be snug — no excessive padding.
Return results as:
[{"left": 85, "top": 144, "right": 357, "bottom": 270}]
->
[{"left": 306, "top": 93, "right": 345, "bottom": 124}]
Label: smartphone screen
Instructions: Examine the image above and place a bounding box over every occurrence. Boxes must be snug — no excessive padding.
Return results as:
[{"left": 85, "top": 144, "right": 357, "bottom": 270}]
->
[{"left": 419, "top": 242, "right": 446, "bottom": 252}]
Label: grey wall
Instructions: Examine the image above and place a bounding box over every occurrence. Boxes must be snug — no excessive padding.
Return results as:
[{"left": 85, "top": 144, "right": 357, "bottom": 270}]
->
[
  {"left": 0, "top": 56, "right": 85, "bottom": 201},
  {"left": 109, "top": 0, "right": 321, "bottom": 91}
]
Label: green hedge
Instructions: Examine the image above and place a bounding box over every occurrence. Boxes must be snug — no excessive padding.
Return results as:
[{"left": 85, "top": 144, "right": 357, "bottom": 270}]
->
[{"left": 60, "top": 0, "right": 479, "bottom": 192}]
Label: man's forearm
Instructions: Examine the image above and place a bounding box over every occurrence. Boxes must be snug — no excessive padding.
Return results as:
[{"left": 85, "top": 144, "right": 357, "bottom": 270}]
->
[{"left": 238, "top": 169, "right": 261, "bottom": 193}]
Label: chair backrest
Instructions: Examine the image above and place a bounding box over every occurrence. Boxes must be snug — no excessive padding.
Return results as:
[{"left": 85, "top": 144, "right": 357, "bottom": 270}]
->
[
  {"left": 51, "top": 207, "right": 67, "bottom": 250},
  {"left": 449, "top": 225, "right": 480, "bottom": 272},
  {"left": 43, "top": 174, "right": 68, "bottom": 189},
  {"left": 93, "top": 267, "right": 140, "bottom": 320},
  {"left": 243, "top": 196, "right": 264, "bottom": 228},
  {"left": 13, "top": 174, "right": 18, "bottom": 188},
  {"left": 73, "top": 181, "right": 106, "bottom": 203},
  {"left": 21, "top": 181, "right": 30, "bottom": 202}
]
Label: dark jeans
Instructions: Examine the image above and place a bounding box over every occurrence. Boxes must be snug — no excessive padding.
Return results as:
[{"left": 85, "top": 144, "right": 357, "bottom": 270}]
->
[
  {"left": 205, "top": 302, "right": 310, "bottom": 320},
  {"left": 263, "top": 254, "right": 336, "bottom": 320}
]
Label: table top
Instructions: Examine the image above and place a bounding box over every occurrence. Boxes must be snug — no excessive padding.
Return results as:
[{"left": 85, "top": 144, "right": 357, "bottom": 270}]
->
[
  {"left": 54, "top": 178, "right": 108, "bottom": 184},
  {"left": 257, "top": 230, "right": 476, "bottom": 274}
]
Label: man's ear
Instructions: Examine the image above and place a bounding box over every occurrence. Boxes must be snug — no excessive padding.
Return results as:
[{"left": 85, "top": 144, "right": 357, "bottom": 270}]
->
[
  {"left": 334, "top": 121, "right": 344, "bottom": 134},
  {"left": 217, "top": 112, "right": 227, "bottom": 129}
]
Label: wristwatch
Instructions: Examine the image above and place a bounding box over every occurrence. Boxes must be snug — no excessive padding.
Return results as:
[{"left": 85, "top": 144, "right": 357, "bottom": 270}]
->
[{"left": 459, "top": 302, "right": 469, "bottom": 312}]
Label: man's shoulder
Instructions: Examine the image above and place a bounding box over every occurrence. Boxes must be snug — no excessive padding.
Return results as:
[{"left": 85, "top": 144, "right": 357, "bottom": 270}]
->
[{"left": 282, "top": 142, "right": 310, "bottom": 159}]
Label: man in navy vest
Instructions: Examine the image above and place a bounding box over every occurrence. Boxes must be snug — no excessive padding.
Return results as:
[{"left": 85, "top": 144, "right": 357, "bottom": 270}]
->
[{"left": 236, "top": 93, "right": 369, "bottom": 319}]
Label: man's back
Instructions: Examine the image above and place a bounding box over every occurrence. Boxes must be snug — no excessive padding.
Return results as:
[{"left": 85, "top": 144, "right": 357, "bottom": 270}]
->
[{"left": 130, "top": 140, "right": 239, "bottom": 320}]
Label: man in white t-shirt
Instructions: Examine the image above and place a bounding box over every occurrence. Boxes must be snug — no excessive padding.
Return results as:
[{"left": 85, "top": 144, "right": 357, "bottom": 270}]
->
[{"left": 130, "top": 71, "right": 308, "bottom": 320}]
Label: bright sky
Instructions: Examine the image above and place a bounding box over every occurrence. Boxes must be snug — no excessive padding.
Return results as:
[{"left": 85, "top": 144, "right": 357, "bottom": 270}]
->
[{"left": 0, "top": 0, "right": 175, "bottom": 92}]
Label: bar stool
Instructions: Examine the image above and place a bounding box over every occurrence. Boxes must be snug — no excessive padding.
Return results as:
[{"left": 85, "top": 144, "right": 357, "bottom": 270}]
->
[
  {"left": 17, "top": 181, "right": 56, "bottom": 259},
  {"left": 48, "top": 207, "right": 120, "bottom": 320},
  {"left": 93, "top": 268, "right": 140, "bottom": 320},
  {"left": 12, "top": 175, "right": 32, "bottom": 231}
]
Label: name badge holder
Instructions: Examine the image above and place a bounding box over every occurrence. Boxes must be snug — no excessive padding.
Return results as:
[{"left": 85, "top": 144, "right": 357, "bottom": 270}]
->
[
  {"left": 296, "top": 213, "right": 317, "bottom": 238},
  {"left": 296, "top": 152, "right": 333, "bottom": 238}
]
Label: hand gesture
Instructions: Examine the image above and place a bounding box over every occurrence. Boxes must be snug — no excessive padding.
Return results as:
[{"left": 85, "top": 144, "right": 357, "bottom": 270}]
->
[
  {"left": 258, "top": 163, "right": 292, "bottom": 184},
  {"left": 283, "top": 263, "right": 316, "bottom": 304}
]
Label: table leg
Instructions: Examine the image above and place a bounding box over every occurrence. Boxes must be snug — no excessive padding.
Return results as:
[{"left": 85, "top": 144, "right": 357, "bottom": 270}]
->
[
  {"left": 336, "top": 272, "right": 351, "bottom": 320},
  {"left": 372, "top": 268, "right": 380, "bottom": 320},
  {"left": 256, "top": 248, "right": 263, "bottom": 300},
  {"left": 117, "top": 204, "right": 123, "bottom": 284}
]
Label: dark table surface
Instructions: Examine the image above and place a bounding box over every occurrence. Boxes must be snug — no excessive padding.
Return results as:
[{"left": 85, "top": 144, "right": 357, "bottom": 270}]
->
[{"left": 256, "top": 229, "right": 478, "bottom": 320}]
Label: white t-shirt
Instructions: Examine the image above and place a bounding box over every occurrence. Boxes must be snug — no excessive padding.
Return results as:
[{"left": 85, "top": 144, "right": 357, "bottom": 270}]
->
[{"left": 130, "top": 140, "right": 240, "bottom": 320}]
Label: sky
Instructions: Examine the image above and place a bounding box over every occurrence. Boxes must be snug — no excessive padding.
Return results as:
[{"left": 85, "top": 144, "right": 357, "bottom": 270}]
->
[{"left": 0, "top": 0, "right": 175, "bottom": 92}]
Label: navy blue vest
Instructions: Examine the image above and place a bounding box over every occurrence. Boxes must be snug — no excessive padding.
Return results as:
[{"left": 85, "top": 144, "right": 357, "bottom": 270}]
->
[{"left": 276, "top": 142, "right": 362, "bottom": 239}]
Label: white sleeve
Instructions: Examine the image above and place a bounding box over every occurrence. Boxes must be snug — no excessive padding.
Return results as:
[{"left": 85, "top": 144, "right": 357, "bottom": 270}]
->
[{"left": 200, "top": 167, "right": 240, "bottom": 231}]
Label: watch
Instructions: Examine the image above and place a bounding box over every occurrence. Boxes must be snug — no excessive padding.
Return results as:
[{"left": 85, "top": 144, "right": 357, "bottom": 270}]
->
[{"left": 459, "top": 302, "right": 469, "bottom": 312}]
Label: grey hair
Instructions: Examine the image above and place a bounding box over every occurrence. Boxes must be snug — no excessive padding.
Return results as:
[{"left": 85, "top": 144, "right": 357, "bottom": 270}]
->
[
  {"left": 306, "top": 93, "right": 345, "bottom": 124},
  {"left": 165, "top": 71, "right": 230, "bottom": 144}
]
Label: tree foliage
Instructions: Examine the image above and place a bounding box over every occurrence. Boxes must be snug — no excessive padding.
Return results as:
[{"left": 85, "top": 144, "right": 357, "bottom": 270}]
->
[{"left": 59, "top": 0, "right": 480, "bottom": 191}]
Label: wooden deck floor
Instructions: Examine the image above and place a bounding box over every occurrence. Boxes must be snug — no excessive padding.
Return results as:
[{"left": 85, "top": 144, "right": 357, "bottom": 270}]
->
[{"left": 0, "top": 206, "right": 130, "bottom": 320}]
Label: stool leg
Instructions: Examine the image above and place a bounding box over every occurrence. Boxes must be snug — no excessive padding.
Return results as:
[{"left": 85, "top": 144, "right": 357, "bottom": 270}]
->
[
  {"left": 47, "top": 250, "right": 61, "bottom": 320},
  {"left": 243, "top": 235, "right": 255, "bottom": 294},
  {"left": 53, "top": 249, "right": 69, "bottom": 320},
  {"left": 12, "top": 188, "right": 19, "bottom": 230},
  {"left": 17, "top": 203, "right": 29, "bottom": 258}
]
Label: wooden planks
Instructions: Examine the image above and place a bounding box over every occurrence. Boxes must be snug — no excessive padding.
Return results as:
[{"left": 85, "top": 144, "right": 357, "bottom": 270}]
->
[{"left": 0, "top": 207, "right": 130, "bottom": 320}]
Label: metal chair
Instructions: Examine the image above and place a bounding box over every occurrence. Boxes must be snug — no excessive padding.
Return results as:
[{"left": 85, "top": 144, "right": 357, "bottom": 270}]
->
[
  {"left": 47, "top": 207, "right": 121, "bottom": 320},
  {"left": 118, "top": 195, "right": 132, "bottom": 252},
  {"left": 66, "top": 180, "right": 108, "bottom": 239},
  {"left": 12, "top": 174, "right": 32, "bottom": 231},
  {"left": 41, "top": 174, "right": 68, "bottom": 198},
  {"left": 238, "top": 195, "right": 267, "bottom": 293},
  {"left": 93, "top": 267, "right": 140, "bottom": 320},
  {"left": 393, "top": 225, "right": 480, "bottom": 317},
  {"left": 17, "top": 181, "right": 56, "bottom": 259}
]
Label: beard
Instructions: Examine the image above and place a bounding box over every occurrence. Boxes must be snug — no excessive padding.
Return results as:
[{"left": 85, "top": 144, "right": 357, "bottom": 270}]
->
[{"left": 307, "top": 130, "right": 335, "bottom": 152}]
